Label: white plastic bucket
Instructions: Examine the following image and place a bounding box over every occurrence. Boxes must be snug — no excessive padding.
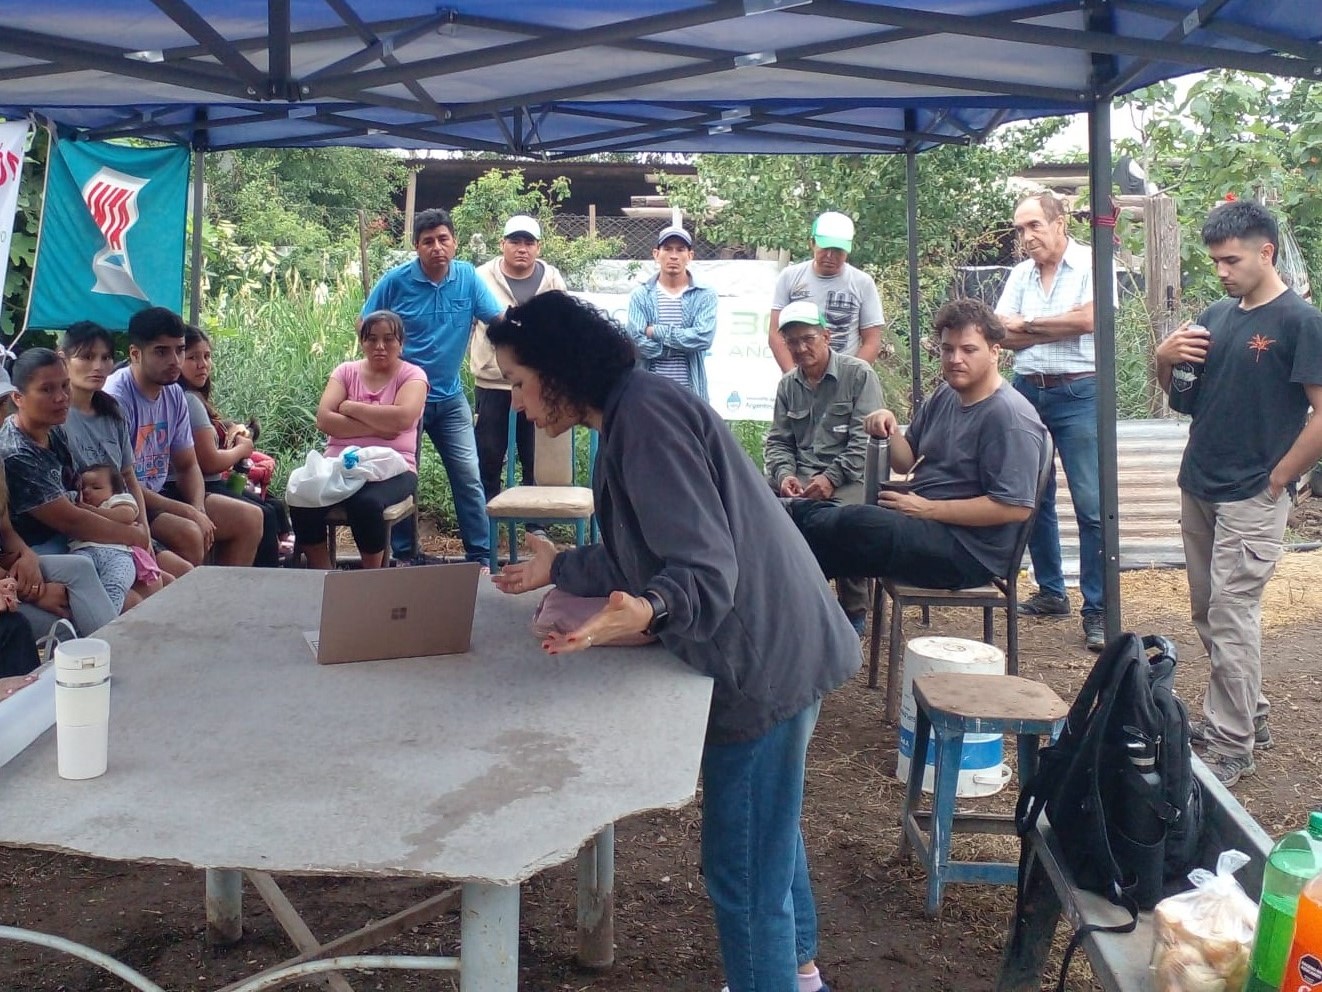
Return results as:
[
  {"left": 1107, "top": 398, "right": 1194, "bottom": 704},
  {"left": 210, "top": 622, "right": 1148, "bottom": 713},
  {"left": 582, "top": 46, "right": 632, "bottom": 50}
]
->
[{"left": 896, "top": 636, "right": 1009, "bottom": 797}]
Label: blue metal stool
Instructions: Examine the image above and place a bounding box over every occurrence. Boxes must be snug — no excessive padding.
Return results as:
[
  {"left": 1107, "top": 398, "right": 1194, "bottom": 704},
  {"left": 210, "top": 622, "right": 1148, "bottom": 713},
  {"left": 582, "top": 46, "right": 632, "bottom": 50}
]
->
[{"left": 900, "top": 673, "right": 1067, "bottom": 916}]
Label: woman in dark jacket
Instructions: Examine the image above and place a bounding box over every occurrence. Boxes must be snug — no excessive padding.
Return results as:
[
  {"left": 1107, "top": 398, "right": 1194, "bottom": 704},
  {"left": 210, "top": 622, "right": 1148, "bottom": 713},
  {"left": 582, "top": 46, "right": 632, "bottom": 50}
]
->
[{"left": 489, "top": 291, "right": 858, "bottom": 992}]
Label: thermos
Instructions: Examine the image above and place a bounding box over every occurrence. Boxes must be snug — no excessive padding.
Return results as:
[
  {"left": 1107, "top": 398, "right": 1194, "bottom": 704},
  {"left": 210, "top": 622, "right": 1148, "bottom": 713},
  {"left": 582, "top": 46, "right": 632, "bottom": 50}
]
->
[
  {"left": 1166, "top": 323, "right": 1206, "bottom": 415},
  {"left": 54, "top": 638, "right": 111, "bottom": 780},
  {"left": 863, "top": 436, "right": 891, "bottom": 506}
]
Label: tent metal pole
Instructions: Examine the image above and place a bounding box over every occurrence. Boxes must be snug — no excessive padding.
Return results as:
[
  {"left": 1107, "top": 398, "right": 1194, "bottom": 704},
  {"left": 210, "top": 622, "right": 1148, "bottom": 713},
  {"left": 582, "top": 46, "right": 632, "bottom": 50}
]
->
[
  {"left": 188, "top": 147, "right": 204, "bottom": 326},
  {"left": 1087, "top": 99, "right": 1122, "bottom": 640},
  {"left": 905, "top": 141, "right": 922, "bottom": 411}
]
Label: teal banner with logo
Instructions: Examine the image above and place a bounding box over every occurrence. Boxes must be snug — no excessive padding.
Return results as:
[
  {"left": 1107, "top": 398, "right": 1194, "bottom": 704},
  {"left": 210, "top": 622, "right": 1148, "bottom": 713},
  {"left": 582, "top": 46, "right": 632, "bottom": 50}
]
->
[{"left": 28, "top": 140, "right": 189, "bottom": 331}]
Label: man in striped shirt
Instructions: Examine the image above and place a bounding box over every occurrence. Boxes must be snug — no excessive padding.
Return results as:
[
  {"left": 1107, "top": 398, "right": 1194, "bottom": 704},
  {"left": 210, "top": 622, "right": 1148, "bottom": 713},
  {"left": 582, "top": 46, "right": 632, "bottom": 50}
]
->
[
  {"left": 626, "top": 225, "right": 718, "bottom": 401},
  {"left": 996, "top": 190, "right": 1106, "bottom": 652}
]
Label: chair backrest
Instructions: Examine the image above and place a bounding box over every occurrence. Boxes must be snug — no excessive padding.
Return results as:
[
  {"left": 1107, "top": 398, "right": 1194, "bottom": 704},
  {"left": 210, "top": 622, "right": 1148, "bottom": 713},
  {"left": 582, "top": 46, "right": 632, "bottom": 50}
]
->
[
  {"left": 533, "top": 427, "right": 574, "bottom": 486},
  {"left": 504, "top": 406, "right": 596, "bottom": 488},
  {"left": 1002, "top": 435, "right": 1056, "bottom": 583}
]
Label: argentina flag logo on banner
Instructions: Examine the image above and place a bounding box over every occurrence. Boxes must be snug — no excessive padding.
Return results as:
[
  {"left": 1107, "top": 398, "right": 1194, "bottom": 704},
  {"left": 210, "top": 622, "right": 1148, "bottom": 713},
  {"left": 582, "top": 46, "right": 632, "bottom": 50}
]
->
[{"left": 28, "top": 140, "right": 188, "bottom": 331}]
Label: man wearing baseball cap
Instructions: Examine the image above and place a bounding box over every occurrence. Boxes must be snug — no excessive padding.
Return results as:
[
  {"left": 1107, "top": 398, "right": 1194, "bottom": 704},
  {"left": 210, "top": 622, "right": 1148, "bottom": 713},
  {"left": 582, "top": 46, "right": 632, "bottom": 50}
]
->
[
  {"left": 769, "top": 211, "right": 885, "bottom": 373},
  {"left": 626, "top": 224, "right": 717, "bottom": 400},
  {"left": 765, "top": 299, "right": 882, "bottom": 634},
  {"left": 471, "top": 214, "right": 567, "bottom": 510}
]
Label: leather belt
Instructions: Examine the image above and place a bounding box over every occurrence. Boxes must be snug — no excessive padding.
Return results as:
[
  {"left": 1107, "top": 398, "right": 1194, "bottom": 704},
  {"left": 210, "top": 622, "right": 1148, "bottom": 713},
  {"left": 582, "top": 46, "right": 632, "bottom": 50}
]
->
[{"left": 1018, "top": 371, "right": 1095, "bottom": 389}]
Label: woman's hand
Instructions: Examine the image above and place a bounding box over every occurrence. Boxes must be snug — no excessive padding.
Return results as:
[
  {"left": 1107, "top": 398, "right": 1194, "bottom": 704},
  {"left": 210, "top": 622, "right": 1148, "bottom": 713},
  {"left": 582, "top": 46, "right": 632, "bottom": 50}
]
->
[
  {"left": 1, "top": 674, "right": 38, "bottom": 699},
  {"left": 32, "top": 581, "right": 71, "bottom": 618},
  {"left": 0, "top": 577, "right": 20, "bottom": 613},
  {"left": 490, "top": 532, "right": 558, "bottom": 595},
  {"left": 11, "top": 549, "right": 44, "bottom": 602},
  {"left": 542, "top": 590, "right": 653, "bottom": 654}
]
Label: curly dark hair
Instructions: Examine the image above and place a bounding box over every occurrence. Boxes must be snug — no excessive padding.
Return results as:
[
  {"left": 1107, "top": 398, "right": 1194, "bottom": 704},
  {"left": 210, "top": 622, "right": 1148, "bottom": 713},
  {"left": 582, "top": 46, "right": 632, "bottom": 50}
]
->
[
  {"left": 485, "top": 292, "right": 637, "bottom": 422},
  {"left": 932, "top": 298, "right": 1006, "bottom": 344}
]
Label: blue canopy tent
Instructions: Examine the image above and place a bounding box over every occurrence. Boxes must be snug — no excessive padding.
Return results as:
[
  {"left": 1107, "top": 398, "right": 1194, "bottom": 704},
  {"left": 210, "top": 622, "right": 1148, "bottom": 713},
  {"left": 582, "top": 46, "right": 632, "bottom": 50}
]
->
[{"left": 2, "top": 1, "right": 1320, "bottom": 638}]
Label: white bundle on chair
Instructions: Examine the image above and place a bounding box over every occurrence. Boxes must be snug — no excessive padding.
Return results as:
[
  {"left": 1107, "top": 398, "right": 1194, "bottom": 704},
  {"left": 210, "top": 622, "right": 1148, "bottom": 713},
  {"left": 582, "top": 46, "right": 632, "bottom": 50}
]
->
[{"left": 286, "top": 446, "right": 410, "bottom": 507}]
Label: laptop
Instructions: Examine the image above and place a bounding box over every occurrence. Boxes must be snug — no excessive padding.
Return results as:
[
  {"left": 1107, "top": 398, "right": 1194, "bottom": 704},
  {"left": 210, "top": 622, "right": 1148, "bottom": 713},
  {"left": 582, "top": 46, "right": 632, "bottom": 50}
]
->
[{"left": 304, "top": 562, "right": 482, "bottom": 665}]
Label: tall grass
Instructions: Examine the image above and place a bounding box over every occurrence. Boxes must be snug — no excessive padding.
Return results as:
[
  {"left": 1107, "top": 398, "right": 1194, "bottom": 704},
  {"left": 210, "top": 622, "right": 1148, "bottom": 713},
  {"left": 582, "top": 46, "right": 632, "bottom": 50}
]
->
[
  {"left": 210, "top": 283, "right": 462, "bottom": 528},
  {"left": 207, "top": 281, "right": 1166, "bottom": 542}
]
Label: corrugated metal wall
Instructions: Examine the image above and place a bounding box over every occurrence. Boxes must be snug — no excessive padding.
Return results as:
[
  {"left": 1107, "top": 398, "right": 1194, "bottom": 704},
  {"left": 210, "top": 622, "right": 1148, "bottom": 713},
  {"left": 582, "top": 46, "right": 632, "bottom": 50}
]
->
[{"left": 1051, "top": 418, "right": 1191, "bottom": 583}]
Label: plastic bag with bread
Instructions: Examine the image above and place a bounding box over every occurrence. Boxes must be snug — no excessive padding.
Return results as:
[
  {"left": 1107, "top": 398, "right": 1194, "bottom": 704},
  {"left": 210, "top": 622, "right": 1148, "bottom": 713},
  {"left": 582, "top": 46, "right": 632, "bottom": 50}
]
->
[{"left": 1151, "top": 850, "right": 1257, "bottom": 992}]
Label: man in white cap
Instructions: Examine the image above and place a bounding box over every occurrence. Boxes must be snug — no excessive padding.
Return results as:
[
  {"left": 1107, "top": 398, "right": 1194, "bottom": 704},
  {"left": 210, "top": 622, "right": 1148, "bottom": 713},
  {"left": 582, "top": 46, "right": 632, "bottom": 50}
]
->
[
  {"left": 626, "top": 224, "right": 718, "bottom": 400},
  {"left": 769, "top": 211, "right": 885, "bottom": 373},
  {"left": 765, "top": 299, "right": 882, "bottom": 635},
  {"left": 471, "top": 214, "right": 567, "bottom": 506}
]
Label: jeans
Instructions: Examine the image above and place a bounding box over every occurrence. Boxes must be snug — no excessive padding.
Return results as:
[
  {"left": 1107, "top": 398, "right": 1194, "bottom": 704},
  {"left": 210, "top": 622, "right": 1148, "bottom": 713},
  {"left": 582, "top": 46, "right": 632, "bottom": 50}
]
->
[
  {"left": 1180, "top": 487, "right": 1290, "bottom": 761},
  {"left": 390, "top": 393, "right": 490, "bottom": 562},
  {"left": 702, "top": 700, "right": 821, "bottom": 992},
  {"left": 17, "top": 553, "right": 119, "bottom": 638},
  {"left": 788, "top": 499, "right": 993, "bottom": 590},
  {"left": 1013, "top": 375, "right": 1104, "bottom": 615}
]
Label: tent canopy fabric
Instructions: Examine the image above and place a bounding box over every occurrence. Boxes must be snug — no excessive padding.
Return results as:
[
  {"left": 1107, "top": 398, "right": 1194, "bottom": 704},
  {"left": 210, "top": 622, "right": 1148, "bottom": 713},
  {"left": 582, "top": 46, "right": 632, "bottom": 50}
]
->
[{"left": 0, "top": 2, "right": 1318, "bottom": 155}]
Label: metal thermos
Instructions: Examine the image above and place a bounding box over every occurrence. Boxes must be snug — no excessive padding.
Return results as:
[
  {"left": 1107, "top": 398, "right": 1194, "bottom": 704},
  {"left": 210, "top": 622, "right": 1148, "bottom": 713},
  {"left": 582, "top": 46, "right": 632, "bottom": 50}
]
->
[
  {"left": 863, "top": 436, "right": 891, "bottom": 506},
  {"left": 1167, "top": 323, "right": 1206, "bottom": 415}
]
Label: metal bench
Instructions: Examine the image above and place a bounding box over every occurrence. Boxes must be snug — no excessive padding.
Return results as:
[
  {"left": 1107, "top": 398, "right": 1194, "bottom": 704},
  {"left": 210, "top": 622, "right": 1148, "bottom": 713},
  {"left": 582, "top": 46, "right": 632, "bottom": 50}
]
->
[{"left": 996, "top": 754, "right": 1272, "bottom": 992}]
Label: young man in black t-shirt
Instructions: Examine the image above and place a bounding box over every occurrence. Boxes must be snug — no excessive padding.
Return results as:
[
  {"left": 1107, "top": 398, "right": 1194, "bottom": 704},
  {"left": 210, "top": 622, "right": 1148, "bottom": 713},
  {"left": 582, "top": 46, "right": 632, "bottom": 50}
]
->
[{"left": 1157, "top": 200, "right": 1322, "bottom": 788}]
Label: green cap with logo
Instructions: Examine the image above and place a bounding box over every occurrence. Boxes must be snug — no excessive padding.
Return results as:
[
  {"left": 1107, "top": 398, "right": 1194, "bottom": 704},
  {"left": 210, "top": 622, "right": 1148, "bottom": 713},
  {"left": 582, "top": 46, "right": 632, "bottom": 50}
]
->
[{"left": 779, "top": 300, "right": 826, "bottom": 330}]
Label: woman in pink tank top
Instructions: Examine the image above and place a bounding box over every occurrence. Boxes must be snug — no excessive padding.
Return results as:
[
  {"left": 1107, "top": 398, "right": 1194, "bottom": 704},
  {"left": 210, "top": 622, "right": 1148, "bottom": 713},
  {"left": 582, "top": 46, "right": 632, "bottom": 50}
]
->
[{"left": 290, "top": 310, "right": 428, "bottom": 569}]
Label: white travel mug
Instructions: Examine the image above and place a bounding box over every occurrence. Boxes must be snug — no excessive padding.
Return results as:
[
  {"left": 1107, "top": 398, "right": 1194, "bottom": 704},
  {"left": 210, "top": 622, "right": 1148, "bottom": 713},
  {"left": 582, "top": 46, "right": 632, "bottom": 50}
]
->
[{"left": 54, "top": 638, "right": 111, "bottom": 780}]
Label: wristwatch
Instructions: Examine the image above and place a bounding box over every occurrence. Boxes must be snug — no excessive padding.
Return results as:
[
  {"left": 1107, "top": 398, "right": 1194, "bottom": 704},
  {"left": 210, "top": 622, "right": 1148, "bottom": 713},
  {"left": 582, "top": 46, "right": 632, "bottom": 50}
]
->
[{"left": 643, "top": 589, "right": 670, "bottom": 636}]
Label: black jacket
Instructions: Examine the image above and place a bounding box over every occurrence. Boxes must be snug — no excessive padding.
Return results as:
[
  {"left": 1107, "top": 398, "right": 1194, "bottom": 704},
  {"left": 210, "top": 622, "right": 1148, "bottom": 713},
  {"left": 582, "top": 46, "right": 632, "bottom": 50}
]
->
[{"left": 551, "top": 369, "right": 860, "bottom": 744}]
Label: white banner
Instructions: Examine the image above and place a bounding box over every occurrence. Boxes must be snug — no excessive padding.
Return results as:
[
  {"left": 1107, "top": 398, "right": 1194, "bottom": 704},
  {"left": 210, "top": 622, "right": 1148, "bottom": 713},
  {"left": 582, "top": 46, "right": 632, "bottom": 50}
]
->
[
  {"left": 578, "top": 259, "right": 784, "bottom": 421},
  {"left": 0, "top": 122, "right": 29, "bottom": 300}
]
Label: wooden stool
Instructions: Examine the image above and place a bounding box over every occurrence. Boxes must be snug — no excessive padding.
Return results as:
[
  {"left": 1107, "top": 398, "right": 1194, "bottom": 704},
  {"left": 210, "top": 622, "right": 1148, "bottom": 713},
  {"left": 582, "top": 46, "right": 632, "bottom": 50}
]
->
[{"left": 899, "top": 673, "right": 1067, "bottom": 916}]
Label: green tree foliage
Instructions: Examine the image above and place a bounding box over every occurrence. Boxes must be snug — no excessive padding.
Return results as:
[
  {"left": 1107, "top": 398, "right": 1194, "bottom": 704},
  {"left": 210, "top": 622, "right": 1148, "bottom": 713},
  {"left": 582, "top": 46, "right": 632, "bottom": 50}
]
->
[
  {"left": 449, "top": 168, "right": 621, "bottom": 289},
  {"left": 658, "top": 120, "right": 1067, "bottom": 413},
  {"left": 204, "top": 147, "right": 411, "bottom": 286},
  {"left": 1117, "top": 71, "right": 1322, "bottom": 306}
]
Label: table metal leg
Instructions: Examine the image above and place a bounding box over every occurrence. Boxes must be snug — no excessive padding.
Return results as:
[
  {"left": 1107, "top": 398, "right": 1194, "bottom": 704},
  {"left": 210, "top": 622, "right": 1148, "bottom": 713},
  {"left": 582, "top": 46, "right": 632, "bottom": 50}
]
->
[
  {"left": 576, "top": 824, "right": 615, "bottom": 968},
  {"left": 206, "top": 868, "right": 243, "bottom": 944},
  {"left": 460, "top": 882, "right": 519, "bottom": 992}
]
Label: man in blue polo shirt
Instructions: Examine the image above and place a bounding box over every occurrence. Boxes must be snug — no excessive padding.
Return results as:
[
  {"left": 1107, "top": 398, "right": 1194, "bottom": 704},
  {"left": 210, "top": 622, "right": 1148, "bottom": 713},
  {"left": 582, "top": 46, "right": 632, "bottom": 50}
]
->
[{"left": 362, "top": 207, "right": 503, "bottom": 564}]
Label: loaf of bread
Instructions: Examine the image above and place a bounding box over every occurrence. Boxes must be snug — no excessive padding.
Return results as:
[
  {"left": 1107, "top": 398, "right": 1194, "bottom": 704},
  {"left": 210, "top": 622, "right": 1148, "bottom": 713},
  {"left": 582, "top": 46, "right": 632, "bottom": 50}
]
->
[{"left": 1151, "top": 875, "right": 1256, "bottom": 992}]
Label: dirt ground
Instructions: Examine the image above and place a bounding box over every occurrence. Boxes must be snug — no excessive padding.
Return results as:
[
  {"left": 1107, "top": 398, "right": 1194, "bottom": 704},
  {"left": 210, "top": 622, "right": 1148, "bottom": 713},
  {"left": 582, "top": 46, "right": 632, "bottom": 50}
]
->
[{"left": 2, "top": 505, "right": 1321, "bottom": 992}]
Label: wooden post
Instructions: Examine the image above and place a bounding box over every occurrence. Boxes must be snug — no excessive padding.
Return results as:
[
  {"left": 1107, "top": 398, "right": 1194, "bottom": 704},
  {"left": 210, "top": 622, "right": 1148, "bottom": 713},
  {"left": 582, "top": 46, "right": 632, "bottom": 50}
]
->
[
  {"left": 403, "top": 169, "right": 416, "bottom": 247},
  {"left": 1144, "top": 194, "right": 1180, "bottom": 417},
  {"left": 357, "top": 208, "right": 371, "bottom": 297},
  {"left": 588, "top": 203, "right": 597, "bottom": 238}
]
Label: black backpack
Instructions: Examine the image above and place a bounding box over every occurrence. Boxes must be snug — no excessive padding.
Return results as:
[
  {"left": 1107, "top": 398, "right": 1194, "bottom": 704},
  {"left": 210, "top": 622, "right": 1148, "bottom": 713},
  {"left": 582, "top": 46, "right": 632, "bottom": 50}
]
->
[{"left": 1014, "top": 633, "right": 1204, "bottom": 985}]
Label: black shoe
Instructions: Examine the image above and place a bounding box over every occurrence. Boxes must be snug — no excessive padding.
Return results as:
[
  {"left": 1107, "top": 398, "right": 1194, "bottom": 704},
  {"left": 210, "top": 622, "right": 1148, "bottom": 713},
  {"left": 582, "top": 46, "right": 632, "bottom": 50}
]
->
[
  {"left": 1018, "top": 591, "right": 1071, "bottom": 617},
  {"left": 1082, "top": 612, "right": 1106, "bottom": 652},
  {"left": 1190, "top": 717, "right": 1273, "bottom": 750}
]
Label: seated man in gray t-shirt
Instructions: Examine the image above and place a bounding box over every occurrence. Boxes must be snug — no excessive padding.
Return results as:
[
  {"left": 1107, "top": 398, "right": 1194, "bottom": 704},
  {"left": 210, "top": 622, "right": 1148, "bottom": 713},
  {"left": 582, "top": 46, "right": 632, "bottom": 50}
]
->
[{"left": 788, "top": 299, "right": 1047, "bottom": 589}]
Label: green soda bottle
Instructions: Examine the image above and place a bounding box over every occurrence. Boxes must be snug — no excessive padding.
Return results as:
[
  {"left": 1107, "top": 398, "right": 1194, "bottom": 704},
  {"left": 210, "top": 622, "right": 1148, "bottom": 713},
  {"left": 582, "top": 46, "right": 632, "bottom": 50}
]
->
[{"left": 1245, "top": 811, "right": 1322, "bottom": 992}]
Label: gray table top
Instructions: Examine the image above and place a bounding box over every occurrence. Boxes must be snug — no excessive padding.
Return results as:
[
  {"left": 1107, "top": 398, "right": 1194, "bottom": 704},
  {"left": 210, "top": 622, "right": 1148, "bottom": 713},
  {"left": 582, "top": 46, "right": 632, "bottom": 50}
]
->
[{"left": 0, "top": 568, "right": 712, "bottom": 885}]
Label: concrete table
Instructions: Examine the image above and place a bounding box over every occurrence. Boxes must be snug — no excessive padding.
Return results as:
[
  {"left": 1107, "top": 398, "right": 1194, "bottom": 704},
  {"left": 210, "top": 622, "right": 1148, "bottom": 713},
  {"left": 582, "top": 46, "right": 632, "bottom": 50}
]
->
[{"left": 0, "top": 567, "right": 712, "bottom": 991}]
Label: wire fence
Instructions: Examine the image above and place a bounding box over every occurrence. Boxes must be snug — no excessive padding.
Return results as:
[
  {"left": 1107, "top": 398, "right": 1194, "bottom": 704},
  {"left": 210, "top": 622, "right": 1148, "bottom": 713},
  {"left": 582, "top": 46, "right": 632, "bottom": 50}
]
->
[{"left": 551, "top": 214, "right": 742, "bottom": 260}]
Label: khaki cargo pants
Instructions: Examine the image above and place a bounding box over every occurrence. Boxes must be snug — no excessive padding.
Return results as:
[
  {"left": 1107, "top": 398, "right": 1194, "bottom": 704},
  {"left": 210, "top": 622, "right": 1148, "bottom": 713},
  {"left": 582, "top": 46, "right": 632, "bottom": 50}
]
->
[{"left": 1180, "top": 487, "right": 1290, "bottom": 761}]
